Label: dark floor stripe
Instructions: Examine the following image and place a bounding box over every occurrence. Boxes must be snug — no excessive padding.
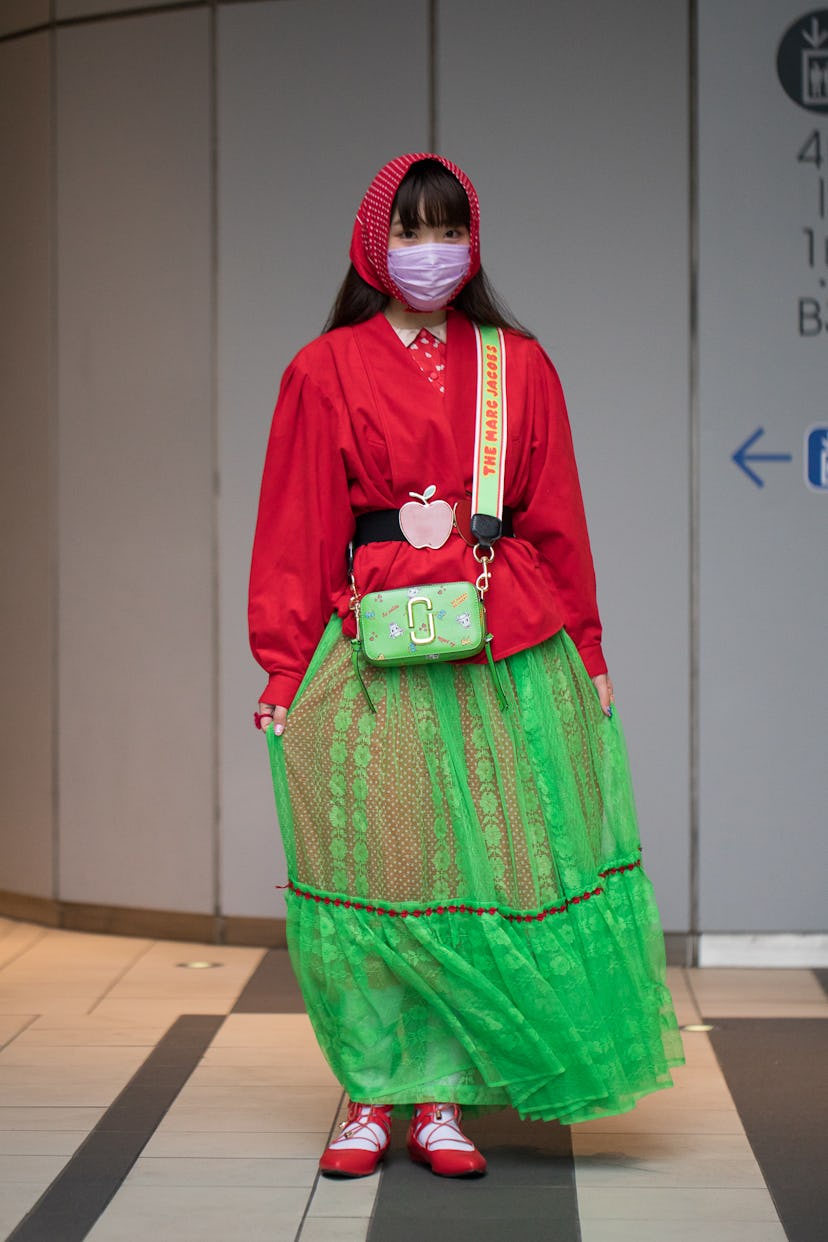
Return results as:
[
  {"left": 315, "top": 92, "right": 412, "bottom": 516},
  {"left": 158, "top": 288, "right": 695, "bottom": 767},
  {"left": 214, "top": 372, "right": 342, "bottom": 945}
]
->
[
  {"left": 813, "top": 967, "right": 828, "bottom": 999},
  {"left": 7, "top": 1014, "right": 224, "bottom": 1242},
  {"left": 367, "top": 1111, "right": 580, "bottom": 1242},
  {"left": 231, "top": 947, "right": 305, "bottom": 1013},
  {"left": 708, "top": 1018, "right": 828, "bottom": 1242}
]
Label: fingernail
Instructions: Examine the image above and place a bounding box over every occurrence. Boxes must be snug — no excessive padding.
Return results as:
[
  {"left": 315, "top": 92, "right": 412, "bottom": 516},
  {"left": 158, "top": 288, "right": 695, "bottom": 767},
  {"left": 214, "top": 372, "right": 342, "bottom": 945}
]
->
[
  {"left": 605, "top": 706, "right": 613, "bottom": 719},
  {"left": 274, "top": 724, "right": 284, "bottom": 736}
]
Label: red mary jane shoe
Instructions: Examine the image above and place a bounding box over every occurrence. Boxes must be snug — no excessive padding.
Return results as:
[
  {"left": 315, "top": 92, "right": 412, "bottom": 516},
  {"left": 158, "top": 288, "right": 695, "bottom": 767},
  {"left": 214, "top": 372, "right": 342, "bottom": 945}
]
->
[
  {"left": 319, "top": 1101, "right": 393, "bottom": 1178},
  {"left": 407, "top": 1103, "right": 487, "bottom": 1177}
]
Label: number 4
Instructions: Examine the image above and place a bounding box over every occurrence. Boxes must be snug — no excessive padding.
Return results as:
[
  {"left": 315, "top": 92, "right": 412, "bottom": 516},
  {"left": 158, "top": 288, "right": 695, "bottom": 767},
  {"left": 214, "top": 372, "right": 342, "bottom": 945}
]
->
[{"left": 798, "top": 130, "right": 823, "bottom": 170}]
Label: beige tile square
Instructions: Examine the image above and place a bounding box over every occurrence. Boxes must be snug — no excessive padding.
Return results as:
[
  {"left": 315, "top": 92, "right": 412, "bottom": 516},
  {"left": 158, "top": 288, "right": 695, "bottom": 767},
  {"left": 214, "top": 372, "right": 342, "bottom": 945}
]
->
[
  {"left": 0, "top": 1105, "right": 105, "bottom": 1130},
  {"left": 84, "top": 1186, "right": 308, "bottom": 1242},
  {"left": 190, "top": 1062, "right": 338, "bottom": 1088},
  {"left": 578, "top": 1222, "right": 788, "bottom": 1242},
  {"left": 696, "top": 1000, "right": 828, "bottom": 1018},
  {"left": 577, "top": 1186, "right": 781, "bottom": 1221},
  {"left": 669, "top": 1064, "right": 730, "bottom": 1086},
  {"left": 0, "top": 994, "right": 98, "bottom": 1017},
  {"left": 156, "top": 1089, "right": 340, "bottom": 1134},
  {"left": 665, "top": 969, "right": 701, "bottom": 1024},
  {"left": 200, "top": 1014, "right": 330, "bottom": 1073},
  {"left": 3, "top": 966, "right": 139, "bottom": 986},
  {"left": 647, "top": 1078, "right": 735, "bottom": 1110},
  {"left": 90, "top": 1000, "right": 231, "bottom": 1020},
  {"left": 0, "top": 1044, "right": 150, "bottom": 1069},
  {"left": 141, "top": 1130, "right": 328, "bottom": 1159},
  {"left": 102, "top": 943, "right": 264, "bottom": 1003},
  {"left": 114, "top": 940, "right": 264, "bottom": 968},
  {"left": 688, "top": 968, "right": 825, "bottom": 1001},
  {"left": 174, "top": 1082, "right": 338, "bottom": 1106},
  {"left": 573, "top": 1131, "right": 757, "bottom": 1161},
  {"left": 0, "top": 930, "right": 151, "bottom": 983},
  {"left": 98, "top": 985, "right": 246, "bottom": 1002},
  {"left": 0, "top": 1065, "right": 137, "bottom": 1107},
  {"left": 0, "top": 1183, "right": 54, "bottom": 1237},
  {"left": 208, "top": 1012, "right": 323, "bottom": 1046},
  {"left": 209, "top": 1013, "right": 301, "bottom": 1047},
  {"left": 675, "top": 1033, "right": 721, "bottom": 1067},
  {"left": 13, "top": 1016, "right": 171, "bottom": 1045},
  {"left": 0, "top": 924, "right": 49, "bottom": 970},
  {"left": 300, "top": 1219, "right": 372, "bottom": 1242},
  {"left": 126, "top": 1155, "right": 318, "bottom": 1188},
  {"left": 0, "top": 1152, "right": 69, "bottom": 1183},
  {"left": 93, "top": 998, "right": 235, "bottom": 1018},
  {"left": 306, "top": 1169, "right": 381, "bottom": 1217},
  {"left": 199, "top": 1044, "right": 328, "bottom": 1068},
  {"left": 0, "top": 1015, "right": 38, "bottom": 1049},
  {"left": 573, "top": 1130, "right": 766, "bottom": 1188},
  {"left": 574, "top": 1108, "right": 746, "bottom": 1135},
  {"left": 665, "top": 967, "right": 692, "bottom": 991},
  {"left": 0, "top": 1129, "right": 88, "bottom": 1156}
]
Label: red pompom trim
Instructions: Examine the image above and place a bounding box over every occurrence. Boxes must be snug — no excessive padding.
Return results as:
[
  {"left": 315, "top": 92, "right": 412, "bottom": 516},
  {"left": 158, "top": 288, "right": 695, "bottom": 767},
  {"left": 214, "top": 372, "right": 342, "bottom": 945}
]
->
[{"left": 282, "top": 857, "right": 641, "bottom": 925}]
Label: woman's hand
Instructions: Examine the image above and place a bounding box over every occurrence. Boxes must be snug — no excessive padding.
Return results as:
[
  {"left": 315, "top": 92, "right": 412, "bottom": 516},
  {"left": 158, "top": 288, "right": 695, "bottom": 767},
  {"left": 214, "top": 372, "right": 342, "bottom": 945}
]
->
[
  {"left": 591, "top": 674, "right": 615, "bottom": 718},
  {"left": 257, "top": 703, "right": 288, "bottom": 735}
]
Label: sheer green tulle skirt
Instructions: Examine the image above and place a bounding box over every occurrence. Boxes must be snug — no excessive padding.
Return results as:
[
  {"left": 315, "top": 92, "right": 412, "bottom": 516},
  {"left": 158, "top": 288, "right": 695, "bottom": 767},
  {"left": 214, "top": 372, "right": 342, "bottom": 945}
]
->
[{"left": 266, "top": 617, "right": 684, "bottom": 1122}]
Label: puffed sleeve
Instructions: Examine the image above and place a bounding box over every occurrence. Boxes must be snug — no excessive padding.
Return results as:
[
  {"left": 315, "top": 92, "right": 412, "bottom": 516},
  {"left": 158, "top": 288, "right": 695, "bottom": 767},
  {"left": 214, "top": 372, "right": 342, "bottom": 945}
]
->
[
  {"left": 513, "top": 342, "right": 607, "bottom": 678},
  {"left": 248, "top": 358, "right": 354, "bottom": 708}
]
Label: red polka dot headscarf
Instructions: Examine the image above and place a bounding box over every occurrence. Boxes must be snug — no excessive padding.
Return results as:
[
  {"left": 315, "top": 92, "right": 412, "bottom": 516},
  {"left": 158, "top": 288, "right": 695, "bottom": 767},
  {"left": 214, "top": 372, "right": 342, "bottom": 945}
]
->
[{"left": 349, "top": 153, "right": 481, "bottom": 307}]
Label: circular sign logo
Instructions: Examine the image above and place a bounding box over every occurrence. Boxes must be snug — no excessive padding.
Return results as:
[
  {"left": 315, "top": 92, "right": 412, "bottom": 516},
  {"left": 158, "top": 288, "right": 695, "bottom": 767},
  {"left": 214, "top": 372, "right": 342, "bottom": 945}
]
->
[{"left": 777, "top": 9, "right": 828, "bottom": 112}]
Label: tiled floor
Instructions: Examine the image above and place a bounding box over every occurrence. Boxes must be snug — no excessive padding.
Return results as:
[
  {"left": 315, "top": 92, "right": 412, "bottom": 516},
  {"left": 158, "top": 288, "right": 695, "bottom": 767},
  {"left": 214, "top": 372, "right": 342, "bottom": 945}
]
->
[{"left": 0, "top": 916, "right": 825, "bottom": 1241}]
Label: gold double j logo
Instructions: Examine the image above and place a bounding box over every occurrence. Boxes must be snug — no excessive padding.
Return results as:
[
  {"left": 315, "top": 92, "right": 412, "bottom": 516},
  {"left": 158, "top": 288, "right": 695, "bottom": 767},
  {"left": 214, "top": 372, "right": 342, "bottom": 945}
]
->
[{"left": 406, "top": 596, "right": 435, "bottom": 645}]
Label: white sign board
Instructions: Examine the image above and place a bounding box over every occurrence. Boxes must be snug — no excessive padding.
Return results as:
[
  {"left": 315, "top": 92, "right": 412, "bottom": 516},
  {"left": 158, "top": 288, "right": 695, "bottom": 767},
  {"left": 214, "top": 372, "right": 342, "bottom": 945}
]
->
[{"left": 698, "top": 1, "right": 826, "bottom": 931}]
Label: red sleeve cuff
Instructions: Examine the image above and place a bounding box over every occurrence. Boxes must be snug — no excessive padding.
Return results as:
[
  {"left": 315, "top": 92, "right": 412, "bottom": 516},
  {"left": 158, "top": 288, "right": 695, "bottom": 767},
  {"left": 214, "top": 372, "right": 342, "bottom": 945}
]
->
[
  {"left": 577, "top": 643, "right": 608, "bottom": 679},
  {"left": 260, "top": 672, "right": 302, "bottom": 711}
]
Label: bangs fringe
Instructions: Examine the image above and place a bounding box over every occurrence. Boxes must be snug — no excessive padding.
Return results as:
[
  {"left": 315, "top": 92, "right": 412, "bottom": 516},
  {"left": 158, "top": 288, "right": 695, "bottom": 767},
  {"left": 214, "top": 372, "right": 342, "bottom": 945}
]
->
[{"left": 394, "top": 159, "right": 471, "bottom": 230}]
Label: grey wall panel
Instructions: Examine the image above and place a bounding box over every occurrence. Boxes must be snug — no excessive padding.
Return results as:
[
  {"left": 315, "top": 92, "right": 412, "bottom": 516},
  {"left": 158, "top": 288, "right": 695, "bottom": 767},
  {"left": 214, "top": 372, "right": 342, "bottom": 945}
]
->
[
  {"left": 0, "top": 34, "right": 54, "bottom": 896},
  {"left": 439, "top": 0, "right": 691, "bottom": 929},
  {"left": 698, "top": 1, "right": 826, "bottom": 931},
  {"left": 217, "top": 0, "right": 429, "bottom": 918},
  {"left": 56, "top": 10, "right": 214, "bottom": 913},
  {"left": 0, "top": 0, "right": 49, "bottom": 36}
]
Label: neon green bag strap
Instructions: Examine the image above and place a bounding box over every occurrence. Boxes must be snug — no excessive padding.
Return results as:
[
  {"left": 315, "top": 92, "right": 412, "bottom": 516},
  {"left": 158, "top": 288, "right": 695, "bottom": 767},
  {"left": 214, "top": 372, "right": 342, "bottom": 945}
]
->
[{"left": 470, "top": 324, "right": 507, "bottom": 546}]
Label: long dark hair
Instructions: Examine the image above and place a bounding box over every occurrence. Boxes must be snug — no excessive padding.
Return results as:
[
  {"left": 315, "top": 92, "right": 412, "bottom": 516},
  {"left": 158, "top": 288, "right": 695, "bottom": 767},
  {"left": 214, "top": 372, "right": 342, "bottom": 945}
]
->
[{"left": 324, "top": 160, "right": 533, "bottom": 337}]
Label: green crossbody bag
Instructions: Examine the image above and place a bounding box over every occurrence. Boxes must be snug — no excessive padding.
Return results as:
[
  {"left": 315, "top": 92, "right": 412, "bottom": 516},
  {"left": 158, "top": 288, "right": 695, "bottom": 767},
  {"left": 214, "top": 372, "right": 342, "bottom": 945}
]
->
[
  {"left": 350, "top": 324, "right": 509, "bottom": 711},
  {"left": 354, "top": 581, "right": 487, "bottom": 665}
]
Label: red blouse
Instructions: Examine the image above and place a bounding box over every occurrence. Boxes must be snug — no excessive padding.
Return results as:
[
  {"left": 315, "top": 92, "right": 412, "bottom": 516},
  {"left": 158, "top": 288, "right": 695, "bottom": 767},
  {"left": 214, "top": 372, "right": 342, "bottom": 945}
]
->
[{"left": 249, "top": 310, "right": 606, "bottom": 709}]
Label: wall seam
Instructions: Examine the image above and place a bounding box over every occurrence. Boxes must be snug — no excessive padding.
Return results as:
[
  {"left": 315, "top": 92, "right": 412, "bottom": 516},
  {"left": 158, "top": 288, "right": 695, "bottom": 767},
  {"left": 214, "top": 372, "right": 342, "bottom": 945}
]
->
[
  {"left": 688, "top": 0, "right": 700, "bottom": 966},
  {"left": 428, "top": 0, "right": 438, "bottom": 151},
  {"left": 49, "top": 0, "right": 61, "bottom": 909},
  {"left": 209, "top": 0, "right": 222, "bottom": 936}
]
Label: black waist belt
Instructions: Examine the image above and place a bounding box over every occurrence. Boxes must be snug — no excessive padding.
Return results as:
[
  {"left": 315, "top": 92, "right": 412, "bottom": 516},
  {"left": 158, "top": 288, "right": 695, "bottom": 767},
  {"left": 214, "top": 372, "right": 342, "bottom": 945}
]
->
[{"left": 353, "top": 507, "right": 514, "bottom": 547}]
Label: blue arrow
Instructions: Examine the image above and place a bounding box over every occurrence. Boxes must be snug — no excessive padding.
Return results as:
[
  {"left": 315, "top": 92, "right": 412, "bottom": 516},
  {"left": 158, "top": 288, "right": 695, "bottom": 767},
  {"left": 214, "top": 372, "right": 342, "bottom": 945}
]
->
[{"left": 732, "top": 427, "right": 792, "bottom": 488}]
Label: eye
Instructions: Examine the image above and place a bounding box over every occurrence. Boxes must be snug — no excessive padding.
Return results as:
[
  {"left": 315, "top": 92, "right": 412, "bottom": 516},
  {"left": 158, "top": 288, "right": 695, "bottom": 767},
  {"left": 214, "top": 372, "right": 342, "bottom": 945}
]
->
[{"left": 444, "top": 226, "right": 469, "bottom": 241}]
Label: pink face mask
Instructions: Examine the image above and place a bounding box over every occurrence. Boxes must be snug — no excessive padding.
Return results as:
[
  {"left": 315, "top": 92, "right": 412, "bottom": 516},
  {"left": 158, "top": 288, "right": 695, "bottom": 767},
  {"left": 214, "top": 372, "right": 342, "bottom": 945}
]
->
[{"left": 386, "top": 242, "right": 471, "bottom": 311}]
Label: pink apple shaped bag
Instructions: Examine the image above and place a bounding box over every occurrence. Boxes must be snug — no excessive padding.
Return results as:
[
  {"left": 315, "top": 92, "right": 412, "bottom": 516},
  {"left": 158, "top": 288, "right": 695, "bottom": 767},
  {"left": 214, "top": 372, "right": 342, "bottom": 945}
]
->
[{"left": 349, "top": 325, "right": 509, "bottom": 710}]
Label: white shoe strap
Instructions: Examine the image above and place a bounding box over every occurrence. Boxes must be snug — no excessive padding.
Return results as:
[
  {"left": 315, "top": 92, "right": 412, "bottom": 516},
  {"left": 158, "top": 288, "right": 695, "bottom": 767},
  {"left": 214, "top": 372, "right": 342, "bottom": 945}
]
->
[
  {"left": 330, "top": 1110, "right": 389, "bottom": 1153},
  {"left": 415, "top": 1107, "right": 475, "bottom": 1153}
]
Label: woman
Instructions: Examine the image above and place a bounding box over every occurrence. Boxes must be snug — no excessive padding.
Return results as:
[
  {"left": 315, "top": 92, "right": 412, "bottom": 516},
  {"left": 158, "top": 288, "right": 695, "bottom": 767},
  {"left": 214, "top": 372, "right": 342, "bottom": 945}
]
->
[{"left": 249, "top": 153, "right": 684, "bottom": 1180}]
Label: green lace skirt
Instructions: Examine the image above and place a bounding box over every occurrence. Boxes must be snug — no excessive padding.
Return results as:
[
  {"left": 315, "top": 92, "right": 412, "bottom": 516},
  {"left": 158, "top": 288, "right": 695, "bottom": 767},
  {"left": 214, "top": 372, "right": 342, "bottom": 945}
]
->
[{"left": 265, "top": 617, "right": 684, "bottom": 1122}]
